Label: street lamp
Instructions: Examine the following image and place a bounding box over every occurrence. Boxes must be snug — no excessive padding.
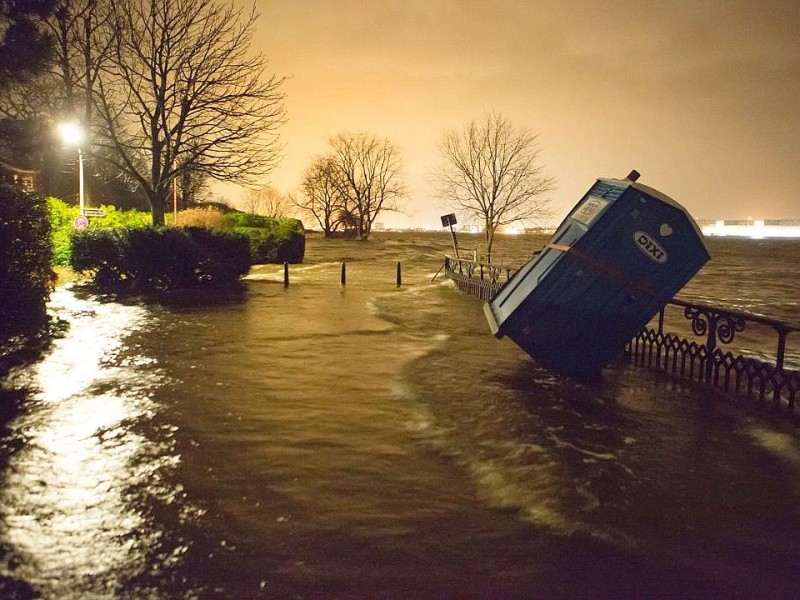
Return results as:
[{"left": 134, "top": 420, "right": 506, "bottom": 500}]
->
[{"left": 58, "top": 122, "right": 85, "bottom": 214}]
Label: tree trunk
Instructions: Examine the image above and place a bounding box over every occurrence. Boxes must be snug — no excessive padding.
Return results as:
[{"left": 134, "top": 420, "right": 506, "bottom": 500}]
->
[
  {"left": 181, "top": 169, "right": 191, "bottom": 209},
  {"left": 150, "top": 191, "right": 166, "bottom": 226},
  {"left": 485, "top": 222, "right": 496, "bottom": 257},
  {"left": 359, "top": 217, "right": 370, "bottom": 240}
]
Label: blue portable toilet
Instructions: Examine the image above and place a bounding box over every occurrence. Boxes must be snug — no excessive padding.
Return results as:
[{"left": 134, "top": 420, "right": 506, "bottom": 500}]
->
[{"left": 484, "top": 171, "right": 710, "bottom": 378}]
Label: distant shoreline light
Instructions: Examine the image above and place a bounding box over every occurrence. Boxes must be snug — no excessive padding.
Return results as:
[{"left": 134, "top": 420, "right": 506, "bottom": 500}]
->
[
  {"left": 699, "top": 219, "right": 800, "bottom": 239},
  {"left": 366, "top": 221, "right": 800, "bottom": 238}
]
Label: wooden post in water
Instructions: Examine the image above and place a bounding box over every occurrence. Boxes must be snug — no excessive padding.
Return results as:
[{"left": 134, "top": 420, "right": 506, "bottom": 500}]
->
[
  {"left": 396, "top": 261, "right": 402, "bottom": 287},
  {"left": 283, "top": 262, "right": 289, "bottom": 287},
  {"left": 340, "top": 261, "right": 346, "bottom": 286}
]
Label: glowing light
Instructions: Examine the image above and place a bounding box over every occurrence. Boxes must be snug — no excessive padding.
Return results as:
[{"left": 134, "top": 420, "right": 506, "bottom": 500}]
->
[
  {"left": 701, "top": 220, "right": 800, "bottom": 239},
  {"left": 496, "top": 223, "right": 525, "bottom": 235},
  {"left": 57, "top": 122, "right": 86, "bottom": 212},
  {"left": 58, "top": 122, "right": 85, "bottom": 147}
]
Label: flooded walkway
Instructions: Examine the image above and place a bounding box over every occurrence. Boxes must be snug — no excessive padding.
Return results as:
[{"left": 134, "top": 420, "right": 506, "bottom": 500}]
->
[{"left": 2, "top": 233, "right": 800, "bottom": 598}]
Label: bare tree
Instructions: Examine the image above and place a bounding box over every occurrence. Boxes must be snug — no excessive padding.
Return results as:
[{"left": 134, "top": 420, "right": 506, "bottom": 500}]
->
[
  {"left": 93, "top": 0, "right": 286, "bottom": 225},
  {"left": 292, "top": 156, "right": 346, "bottom": 237},
  {"left": 46, "top": 0, "right": 113, "bottom": 121},
  {"left": 432, "top": 111, "right": 556, "bottom": 255},
  {"left": 49, "top": 0, "right": 114, "bottom": 202},
  {"left": 327, "top": 132, "right": 405, "bottom": 240},
  {"left": 244, "top": 185, "right": 287, "bottom": 217},
  {"left": 1, "top": 1, "right": 113, "bottom": 145},
  {"left": 0, "top": 0, "right": 99, "bottom": 198},
  {"left": 0, "top": 0, "right": 56, "bottom": 86}
]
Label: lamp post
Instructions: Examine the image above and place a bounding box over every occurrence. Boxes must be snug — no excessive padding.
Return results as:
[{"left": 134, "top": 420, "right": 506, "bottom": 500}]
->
[{"left": 58, "top": 122, "right": 85, "bottom": 214}]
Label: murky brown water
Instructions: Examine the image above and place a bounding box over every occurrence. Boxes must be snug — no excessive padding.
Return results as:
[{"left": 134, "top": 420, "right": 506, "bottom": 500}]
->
[{"left": 1, "top": 232, "right": 799, "bottom": 598}]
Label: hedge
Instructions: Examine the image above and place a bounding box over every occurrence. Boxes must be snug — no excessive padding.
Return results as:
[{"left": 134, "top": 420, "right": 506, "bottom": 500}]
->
[
  {"left": 235, "top": 224, "right": 305, "bottom": 264},
  {"left": 48, "top": 197, "right": 151, "bottom": 266},
  {"left": 225, "top": 214, "right": 305, "bottom": 264},
  {"left": 70, "top": 226, "right": 251, "bottom": 292},
  {"left": 50, "top": 200, "right": 305, "bottom": 267},
  {"left": 0, "top": 184, "right": 54, "bottom": 343}
]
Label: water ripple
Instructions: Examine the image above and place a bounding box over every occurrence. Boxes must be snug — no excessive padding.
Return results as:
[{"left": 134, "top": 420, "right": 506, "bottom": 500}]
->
[{"left": 0, "top": 290, "right": 183, "bottom": 598}]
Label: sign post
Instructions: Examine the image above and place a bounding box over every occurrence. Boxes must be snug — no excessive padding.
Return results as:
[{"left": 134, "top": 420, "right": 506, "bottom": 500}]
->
[
  {"left": 440, "top": 213, "right": 460, "bottom": 258},
  {"left": 173, "top": 177, "right": 178, "bottom": 225}
]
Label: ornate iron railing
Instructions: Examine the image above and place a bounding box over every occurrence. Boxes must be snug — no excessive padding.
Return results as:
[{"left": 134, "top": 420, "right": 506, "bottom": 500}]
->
[
  {"left": 443, "top": 257, "right": 800, "bottom": 418},
  {"left": 442, "top": 255, "right": 515, "bottom": 301},
  {"left": 626, "top": 299, "right": 800, "bottom": 415}
]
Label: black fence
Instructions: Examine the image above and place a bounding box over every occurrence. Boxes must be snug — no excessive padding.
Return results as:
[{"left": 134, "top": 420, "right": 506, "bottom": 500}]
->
[
  {"left": 442, "top": 255, "right": 513, "bottom": 301},
  {"left": 627, "top": 299, "right": 800, "bottom": 415},
  {"left": 443, "top": 256, "right": 800, "bottom": 419}
]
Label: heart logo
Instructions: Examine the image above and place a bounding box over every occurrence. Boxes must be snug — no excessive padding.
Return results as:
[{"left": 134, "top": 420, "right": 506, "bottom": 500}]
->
[{"left": 659, "top": 223, "right": 673, "bottom": 237}]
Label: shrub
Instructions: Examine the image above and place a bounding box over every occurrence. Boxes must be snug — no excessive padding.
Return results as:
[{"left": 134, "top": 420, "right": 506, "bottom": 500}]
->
[
  {"left": 229, "top": 214, "right": 305, "bottom": 264},
  {"left": 48, "top": 197, "right": 151, "bottom": 266},
  {"left": 70, "top": 226, "right": 251, "bottom": 292},
  {"left": 236, "top": 225, "right": 305, "bottom": 264},
  {"left": 184, "top": 227, "right": 251, "bottom": 282},
  {"left": 175, "top": 207, "right": 229, "bottom": 230},
  {"left": 0, "top": 184, "right": 55, "bottom": 342},
  {"left": 70, "top": 227, "right": 130, "bottom": 288},
  {"left": 90, "top": 203, "right": 151, "bottom": 230},
  {"left": 48, "top": 196, "right": 78, "bottom": 266},
  {"left": 224, "top": 211, "right": 275, "bottom": 229}
]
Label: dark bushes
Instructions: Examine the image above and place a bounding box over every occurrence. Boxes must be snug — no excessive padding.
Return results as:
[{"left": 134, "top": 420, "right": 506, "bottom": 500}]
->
[
  {"left": 0, "top": 184, "right": 54, "bottom": 342},
  {"left": 70, "top": 226, "right": 250, "bottom": 292},
  {"left": 227, "top": 215, "right": 305, "bottom": 264},
  {"left": 225, "top": 212, "right": 274, "bottom": 228},
  {"left": 48, "top": 197, "right": 151, "bottom": 267},
  {"left": 54, "top": 205, "right": 305, "bottom": 269},
  {"left": 236, "top": 226, "right": 305, "bottom": 264}
]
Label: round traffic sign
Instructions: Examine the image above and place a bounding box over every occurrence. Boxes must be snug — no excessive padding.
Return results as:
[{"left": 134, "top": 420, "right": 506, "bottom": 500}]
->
[{"left": 73, "top": 216, "right": 89, "bottom": 229}]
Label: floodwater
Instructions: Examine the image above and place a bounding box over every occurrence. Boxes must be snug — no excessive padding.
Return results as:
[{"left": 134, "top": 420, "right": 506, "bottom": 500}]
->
[{"left": 1, "top": 232, "right": 799, "bottom": 599}]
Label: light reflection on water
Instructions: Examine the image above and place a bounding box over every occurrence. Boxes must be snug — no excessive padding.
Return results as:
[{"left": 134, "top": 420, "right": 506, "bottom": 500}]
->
[{"left": 0, "top": 289, "right": 180, "bottom": 598}]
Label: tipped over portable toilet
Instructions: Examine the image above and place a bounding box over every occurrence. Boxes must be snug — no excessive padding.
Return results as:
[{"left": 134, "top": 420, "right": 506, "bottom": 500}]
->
[{"left": 484, "top": 171, "right": 710, "bottom": 378}]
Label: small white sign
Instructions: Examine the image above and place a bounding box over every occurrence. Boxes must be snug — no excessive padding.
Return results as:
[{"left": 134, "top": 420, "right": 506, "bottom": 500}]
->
[
  {"left": 570, "top": 196, "right": 608, "bottom": 226},
  {"left": 81, "top": 207, "right": 106, "bottom": 217}
]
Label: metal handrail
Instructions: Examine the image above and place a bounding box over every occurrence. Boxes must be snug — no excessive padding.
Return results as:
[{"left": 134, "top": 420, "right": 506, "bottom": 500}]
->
[
  {"left": 443, "top": 256, "right": 800, "bottom": 416},
  {"left": 662, "top": 297, "right": 799, "bottom": 371},
  {"left": 668, "top": 297, "right": 800, "bottom": 333},
  {"left": 443, "top": 255, "right": 517, "bottom": 282}
]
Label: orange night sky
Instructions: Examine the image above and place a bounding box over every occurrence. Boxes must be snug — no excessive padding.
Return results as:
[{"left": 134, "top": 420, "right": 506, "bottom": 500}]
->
[{"left": 230, "top": 0, "right": 799, "bottom": 229}]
